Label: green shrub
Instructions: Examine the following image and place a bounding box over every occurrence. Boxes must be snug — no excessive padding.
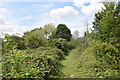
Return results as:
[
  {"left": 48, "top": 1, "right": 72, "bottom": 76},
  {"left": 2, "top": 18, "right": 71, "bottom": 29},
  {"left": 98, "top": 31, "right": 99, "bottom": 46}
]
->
[
  {"left": 49, "top": 38, "right": 70, "bottom": 53},
  {"left": 69, "top": 36, "right": 92, "bottom": 49},
  {"left": 91, "top": 40, "right": 120, "bottom": 78},
  {"left": 24, "top": 30, "right": 48, "bottom": 49},
  {"left": 68, "top": 38, "right": 81, "bottom": 49},
  {"left": 2, "top": 35, "right": 18, "bottom": 53},
  {"left": 2, "top": 36, "right": 64, "bottom": 79},
  {"left": 3, "top": 48, "right": 63, "bottom": 79},
  {"left": 4, "top": 35, "right": 26, "bottom": 50}
]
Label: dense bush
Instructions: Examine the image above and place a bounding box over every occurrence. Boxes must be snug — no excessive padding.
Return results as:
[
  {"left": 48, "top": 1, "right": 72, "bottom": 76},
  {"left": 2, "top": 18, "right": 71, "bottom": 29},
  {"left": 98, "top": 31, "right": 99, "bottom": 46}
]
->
[
  {"left": 24, "top": 29, "right": 48, "bottom": 49},
  {"left": 69, "top": 36, "right": 91, "bottom": 49},
  {"left": 50, "top": 38, "right": 70, "bottom": 53},
  {"left": 2, "top": 35, "right": 17, "bottom": 53},
  {"left": 2, "top": 36, "right": 64, "bottom": 79},
  {"left": 3, "top": 34, "right": 26, "bottom": 50},
  {"left": 69, "top": 38, "right": 81, "bottom": 49},
  {"left": 3, "top": 48, "right": 64, "bottom": 79},
  {"left": 91, "top": 40, "right": 120, "bottom": 78}
]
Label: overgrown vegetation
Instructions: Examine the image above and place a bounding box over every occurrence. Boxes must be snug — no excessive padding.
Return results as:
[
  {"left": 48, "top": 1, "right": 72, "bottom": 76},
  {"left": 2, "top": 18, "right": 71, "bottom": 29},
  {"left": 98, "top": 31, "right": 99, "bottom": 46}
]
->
[
  {"left": 2, "top": 23, "right": 72, "bottom": 79},
  {"left": 62, "top": 2, "right": 120, "bottom": 78},
  {"left": 2, "top": 1, "right": 120, "bottom": 79},
  {"left": 2, "top": 36, "right": 64, "bottom": 79}
]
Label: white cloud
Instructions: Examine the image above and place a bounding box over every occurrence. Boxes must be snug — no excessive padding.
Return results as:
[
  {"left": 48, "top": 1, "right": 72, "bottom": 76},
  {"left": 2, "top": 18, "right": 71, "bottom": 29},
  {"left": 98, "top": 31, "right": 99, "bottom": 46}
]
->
[
  {"left": 0, "top": 8, "right": 9, "bottom": 25},
  {"left": 44, "top": 13, "right": 49, "bottom": 16},
  {"left": 0, "top": 7, "right": 29, "bottom": 36},
  {"left": 50, "top": 6, "right": 79, "bottom": 19},
  {"left": 73, "top": 0, "right": 106, "bottom": 15},
  {"left": 0, "top": 8, "right": 8, "bottom": 15},
  {"left": 1, "top": 25, "right": 29, "bottom": 36},
  {"left": 73, "top": 0, "right": 89, "bottom": 7},
  {"left": 19, "top": 15, "right": 34, "bottom": 21},
  {"left": 81, "top": 3, "right": 105, "bottom": 15}
]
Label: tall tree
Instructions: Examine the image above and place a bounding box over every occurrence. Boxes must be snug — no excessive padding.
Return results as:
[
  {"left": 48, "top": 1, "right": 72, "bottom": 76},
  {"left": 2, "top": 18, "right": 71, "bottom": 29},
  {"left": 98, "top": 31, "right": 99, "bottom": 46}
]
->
[
  {"left": 91, "top": 2, "right": 120, "bottom": 77},
  {"left": 92, "top": 2, "right": 120, "bottom": 47},
  {"left": 54, "top": 24, "right": 72, "bottom": 41}
]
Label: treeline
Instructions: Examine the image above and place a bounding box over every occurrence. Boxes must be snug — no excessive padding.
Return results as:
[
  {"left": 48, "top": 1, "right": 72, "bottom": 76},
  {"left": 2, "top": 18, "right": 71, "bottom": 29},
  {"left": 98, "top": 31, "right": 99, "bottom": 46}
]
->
[{"left": 2, "top": 2, "right": 120, "bottom": 79}]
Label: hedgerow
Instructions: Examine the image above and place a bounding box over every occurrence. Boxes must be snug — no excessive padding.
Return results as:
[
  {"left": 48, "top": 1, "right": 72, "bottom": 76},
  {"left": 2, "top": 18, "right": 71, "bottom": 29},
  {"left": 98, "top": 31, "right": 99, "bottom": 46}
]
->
[{"left": 2, "top": 36, "right": 64, "bottom": 79}]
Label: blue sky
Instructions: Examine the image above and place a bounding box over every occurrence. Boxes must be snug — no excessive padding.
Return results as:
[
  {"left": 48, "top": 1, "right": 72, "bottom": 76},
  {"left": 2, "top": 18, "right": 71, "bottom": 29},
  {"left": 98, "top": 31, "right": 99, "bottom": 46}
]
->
[{"left": 0, "top": 0, "right": 118, "bottom": 37}]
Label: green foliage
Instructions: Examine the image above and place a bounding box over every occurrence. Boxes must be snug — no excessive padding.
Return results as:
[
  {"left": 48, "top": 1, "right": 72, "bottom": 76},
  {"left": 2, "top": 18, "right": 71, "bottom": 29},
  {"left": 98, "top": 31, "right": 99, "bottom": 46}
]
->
[
  {"left": 69, "top": 36, "right": 91, "bottom": 49},
  {"left": 2, "top": 35, "right": 18, "bottom": 53},
  {"left": 2, "top": 2, "right": 120, "bottom": 79},
  {"left": 0, "top": 38, "right": 2, "bottom": 56},
  {"left": 91, "top": 40, "right": 120, "bottom": 78},
  {"left": 62, "top": 36, "right": 120, "bottom": 78},
  {"left": 52, "top": 24, "right": 72, "bottom": 41},
  {"left": 68, "top": 39, "right": 80, "bottom": 49},
  {"left": 2, "top": 36, "right": 64, "bottom": 79},
  {"left": 92, "top": 2, "right": 120, "bottom": 48},
  {"left": 90, "top": 3, "right": 120, "bottom": 78},
  {"left": 10, "top": 35, "right": 26, "bottom": 50},
  {"left": 4, "top": 34, "right": 26, "bottom": 50},
  {"left": 24, "top": 29, "right": 48, "bottom": 49},
  {"left": 50, "top": 38, "right": 70, "bottom": 53},
  {"left": 61, "top": 37, "right": 97, "bottom": 78}
]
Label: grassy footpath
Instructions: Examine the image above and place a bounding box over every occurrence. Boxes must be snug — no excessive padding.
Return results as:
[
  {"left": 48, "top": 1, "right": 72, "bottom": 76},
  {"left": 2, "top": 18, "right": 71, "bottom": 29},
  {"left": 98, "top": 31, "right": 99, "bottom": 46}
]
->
[
  {"left": 61, "top": 49, "right": 79, "bottom": 78},
  {"left": 61, "top": 47, "right": 97, "bottom": 78}
]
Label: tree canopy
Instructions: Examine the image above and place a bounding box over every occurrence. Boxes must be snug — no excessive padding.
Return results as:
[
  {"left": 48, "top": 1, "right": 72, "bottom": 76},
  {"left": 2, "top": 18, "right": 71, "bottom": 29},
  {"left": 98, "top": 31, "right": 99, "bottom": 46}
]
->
[
  {"left": 53, "top": 24, "right": 72, "bottom": 41},
  {"left": 24, "top": 28, "right": 48, "bottom": 49},
  {"left": 92, "top": 2, "right": 120, "bottom": 47}
]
